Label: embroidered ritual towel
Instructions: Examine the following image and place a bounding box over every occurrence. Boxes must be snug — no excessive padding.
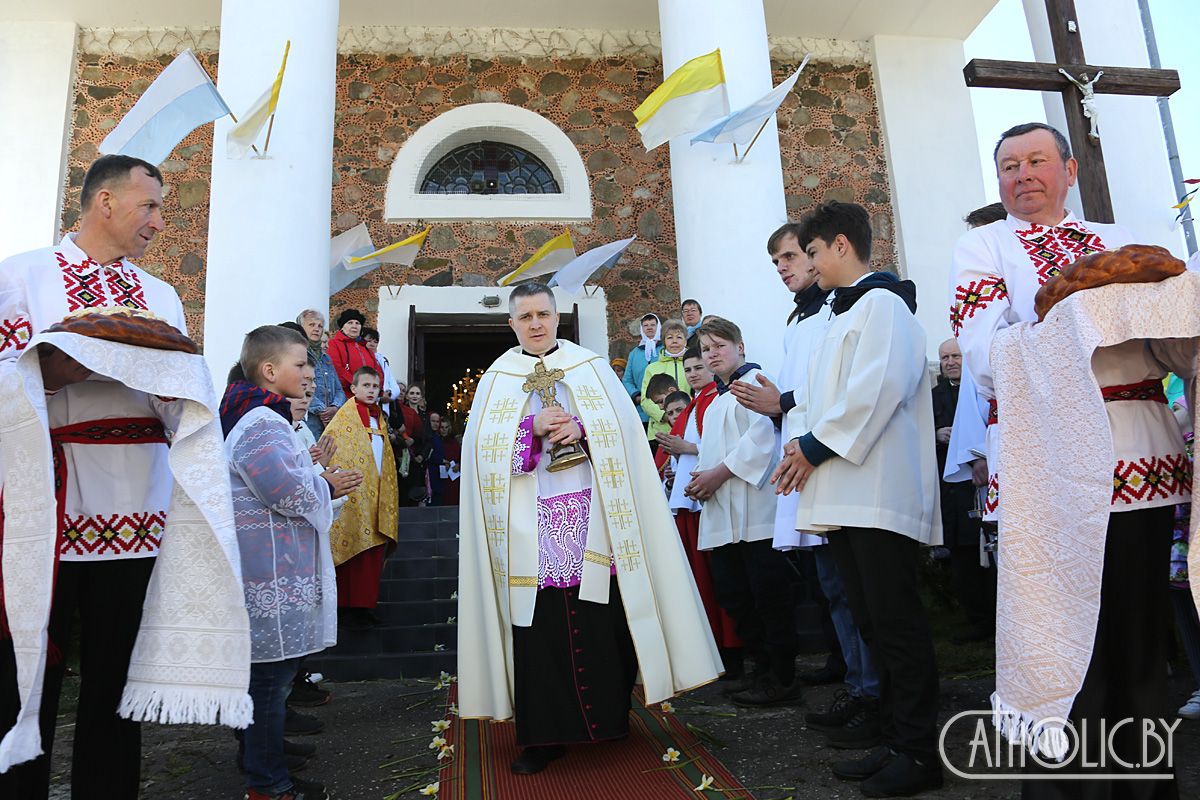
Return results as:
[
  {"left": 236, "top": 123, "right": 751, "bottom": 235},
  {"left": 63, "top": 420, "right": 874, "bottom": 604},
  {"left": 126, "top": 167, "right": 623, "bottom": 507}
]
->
[
  {"left": 990, "top": 272, "right": 1200, "bottom": 759},
  {"left": 0, "top": 331, "right": 250, "bottom": 771}
]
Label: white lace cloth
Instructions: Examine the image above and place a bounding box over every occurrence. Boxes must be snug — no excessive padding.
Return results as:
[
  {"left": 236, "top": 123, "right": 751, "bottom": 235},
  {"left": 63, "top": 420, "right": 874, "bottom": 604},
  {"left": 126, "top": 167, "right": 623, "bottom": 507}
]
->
[
  {"left": 0, "top": 332, "right": 251, "bottom": 771},
  {"left": 990, "top": 272, "right": 1200, "bottom": 759}
]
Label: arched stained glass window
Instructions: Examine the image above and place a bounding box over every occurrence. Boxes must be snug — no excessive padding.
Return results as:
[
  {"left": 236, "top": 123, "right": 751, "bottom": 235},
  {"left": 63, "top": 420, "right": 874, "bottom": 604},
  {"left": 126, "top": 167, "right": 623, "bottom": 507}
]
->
[{"left": 420, "top": 141, "right": 562, "bottom": 195}]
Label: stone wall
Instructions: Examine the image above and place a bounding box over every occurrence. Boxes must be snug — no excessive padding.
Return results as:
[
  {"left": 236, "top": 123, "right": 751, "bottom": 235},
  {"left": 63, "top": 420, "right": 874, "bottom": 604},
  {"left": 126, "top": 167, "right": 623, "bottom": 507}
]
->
[{"left": 63, "top": 44, "right": 893, "bottom": 358}]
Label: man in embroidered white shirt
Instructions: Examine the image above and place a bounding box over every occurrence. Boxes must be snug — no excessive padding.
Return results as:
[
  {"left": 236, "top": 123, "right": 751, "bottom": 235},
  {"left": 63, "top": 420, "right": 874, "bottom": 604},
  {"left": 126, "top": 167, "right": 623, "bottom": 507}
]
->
[
  {"left": 950, "top": 123, "right": 1185, "bottom": 791},
  {"left": 0, "top": 155, "right": 188, "bottom": 799}
]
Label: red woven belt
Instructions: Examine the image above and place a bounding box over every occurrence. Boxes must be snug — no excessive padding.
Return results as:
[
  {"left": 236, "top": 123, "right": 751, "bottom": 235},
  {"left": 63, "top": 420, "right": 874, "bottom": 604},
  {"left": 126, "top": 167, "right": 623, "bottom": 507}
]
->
[{"left": 987, "top": 379, "right": 1166, "bottom": 427}]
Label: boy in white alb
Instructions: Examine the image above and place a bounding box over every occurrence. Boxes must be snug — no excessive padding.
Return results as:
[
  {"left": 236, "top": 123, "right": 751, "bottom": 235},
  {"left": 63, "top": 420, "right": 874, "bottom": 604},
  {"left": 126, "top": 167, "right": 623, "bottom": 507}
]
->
[{"left": 685, "top": 318, "right": 798, "bottom": 707}]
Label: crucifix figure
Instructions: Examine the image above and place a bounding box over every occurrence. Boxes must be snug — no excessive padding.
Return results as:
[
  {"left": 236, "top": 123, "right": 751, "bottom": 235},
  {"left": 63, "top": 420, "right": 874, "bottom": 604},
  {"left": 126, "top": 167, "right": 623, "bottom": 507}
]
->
[
  {"left": 963, "top": 0, "right": 1180, "bottom": 223},
  {"left": 521, "top": 357, "right": 589, "bottom": 473}
]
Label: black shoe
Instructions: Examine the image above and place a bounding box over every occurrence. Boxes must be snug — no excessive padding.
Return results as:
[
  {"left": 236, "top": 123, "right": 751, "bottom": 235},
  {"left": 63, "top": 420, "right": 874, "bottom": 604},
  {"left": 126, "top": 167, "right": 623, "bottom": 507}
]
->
[
  {"left": 730, "top": 675, "right": 804, "bottom": 708},
  {"left": 284, "top": 739, "right": 318, "bottom": 758},
  {"left": 289, "top": 674, "right": 332, "bottom": 708},
  {"left": 800, "top": 662, "right": 847, "bottom": 686},
  {"left": 825, "top": 698, "right": 883, "bottom": 750},
  {"left": 719, "top": 667, "right": 767, "bottom": 696},
  {"left": 805, "top": 688, "right": 861, "bottom": 732},
  {"left": 860, "top": 752, "right": 943, "bottom": 797},
  {"left": 510, "top": 745, "right": 566, "bottom": 775},
  {"left": 831, "top": 746, "right": 896, "bottom": 781},
  {"left": 288, "top": 776, "right": 332, "bottom": 799},
  {"left": 285, "top": 708, "right": 325, "bottom": 736}
]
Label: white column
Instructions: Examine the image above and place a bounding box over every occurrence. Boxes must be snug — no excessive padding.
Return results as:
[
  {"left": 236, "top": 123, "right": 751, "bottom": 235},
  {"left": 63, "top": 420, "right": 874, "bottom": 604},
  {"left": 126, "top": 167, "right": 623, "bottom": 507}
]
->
[
  {"left": 1022, "top": 0, "right": 1185, "bottom": 254},
  {"left": 657, "top": 0, "right": 791, "bottom": 374},
  {"left": 872, "top": 35, "right": 987, "bottom": 357},
  {"left": 0, "top": 22, "right": 76, "bottom": 259},
  {"left": 204, "top": 1, "right": 339, "bottom": 379}
]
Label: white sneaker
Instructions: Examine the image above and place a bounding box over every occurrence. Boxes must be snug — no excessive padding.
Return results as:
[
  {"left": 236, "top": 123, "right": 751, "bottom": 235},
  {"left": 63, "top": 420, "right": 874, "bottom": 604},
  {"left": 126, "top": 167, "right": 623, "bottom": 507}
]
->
[{"left": 1178, "top": 689, "right": 1200, "bottom": 719}]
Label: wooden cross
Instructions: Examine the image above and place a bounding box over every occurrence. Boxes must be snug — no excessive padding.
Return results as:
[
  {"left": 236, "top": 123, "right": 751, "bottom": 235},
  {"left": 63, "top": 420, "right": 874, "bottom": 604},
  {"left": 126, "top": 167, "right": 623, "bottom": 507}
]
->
[
  {"left": 962, "top": 0, "right": 1180, "bottom": 223},
  {"left": 522, "top": 358, "right": 566, "bottom": 409}
]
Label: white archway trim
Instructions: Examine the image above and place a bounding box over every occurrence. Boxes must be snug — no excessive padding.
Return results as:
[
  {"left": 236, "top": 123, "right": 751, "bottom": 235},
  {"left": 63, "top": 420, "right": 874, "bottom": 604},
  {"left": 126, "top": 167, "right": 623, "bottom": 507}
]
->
[{"left": 384, "top": 103, "right": 592, "bottom": 222}]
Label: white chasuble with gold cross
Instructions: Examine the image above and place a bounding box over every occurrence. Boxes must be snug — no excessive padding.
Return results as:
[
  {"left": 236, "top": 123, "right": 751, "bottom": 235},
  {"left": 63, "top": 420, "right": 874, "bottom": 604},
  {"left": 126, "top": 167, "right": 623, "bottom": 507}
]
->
[{"left": 458, "top": 339, "right": 722, "bottom": 722}]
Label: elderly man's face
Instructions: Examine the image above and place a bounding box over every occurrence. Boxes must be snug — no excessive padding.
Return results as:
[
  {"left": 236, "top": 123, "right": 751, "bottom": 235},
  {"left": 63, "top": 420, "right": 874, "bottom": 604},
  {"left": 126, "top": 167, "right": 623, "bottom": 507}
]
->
[
  {"left": 429, "top": 412, "right": 442, "bottom": 430},
  {"left": 995, "top": 128, "right": 1077, "bottom": 225},
  {"left": 681, "top": 304, "right": 701, "bottom": 326},
  {"left": 938, "top": 339, "right": 962, "bottom": 381}
]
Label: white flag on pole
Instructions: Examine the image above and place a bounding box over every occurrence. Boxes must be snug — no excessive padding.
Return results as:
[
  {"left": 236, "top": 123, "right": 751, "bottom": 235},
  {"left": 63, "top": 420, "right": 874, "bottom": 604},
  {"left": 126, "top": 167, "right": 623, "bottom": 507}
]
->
[
  {"left": 98, "top": 49, "right": 229, "bottom": 165},
  {"left": 690, "top": 55, "right": 810, "bottom": 146},
  {"left": 548, "top": 236, "right": 637, "bottom": 295}
]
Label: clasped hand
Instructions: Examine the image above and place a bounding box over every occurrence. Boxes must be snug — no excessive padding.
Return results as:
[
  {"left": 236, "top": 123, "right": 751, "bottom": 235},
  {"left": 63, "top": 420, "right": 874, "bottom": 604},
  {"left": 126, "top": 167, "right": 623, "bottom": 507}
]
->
[
  {"left": 322, "top": 467, "right": 364, "bottom": 499},
  {"left": 770, "top": 439, "right": 815, "bottom": 496},
  {"left": 533, "top": 407, "right": 582, "bottom": 445},
  {"left": 684, "top": 463, "right": 732, "bottom": 502}
]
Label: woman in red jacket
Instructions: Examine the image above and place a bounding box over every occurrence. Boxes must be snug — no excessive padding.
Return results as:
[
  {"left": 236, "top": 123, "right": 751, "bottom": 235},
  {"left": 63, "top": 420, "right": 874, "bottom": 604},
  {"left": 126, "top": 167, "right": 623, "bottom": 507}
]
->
[{"left": 326, "top": 308, "right": 380, "bottom": 395}]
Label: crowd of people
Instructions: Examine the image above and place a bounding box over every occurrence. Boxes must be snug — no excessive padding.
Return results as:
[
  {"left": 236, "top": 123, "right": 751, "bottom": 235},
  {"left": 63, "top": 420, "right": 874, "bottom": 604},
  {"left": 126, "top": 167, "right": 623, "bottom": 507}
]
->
[{"left": 2, "top": 114, "right": 1199, "bottom": 800}]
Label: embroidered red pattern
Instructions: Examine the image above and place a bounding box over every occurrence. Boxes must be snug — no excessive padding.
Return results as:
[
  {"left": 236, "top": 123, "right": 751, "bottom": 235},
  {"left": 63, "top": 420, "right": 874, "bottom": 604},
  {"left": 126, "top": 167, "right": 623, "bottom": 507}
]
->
[
  {"left": 1013, "top": 222, "right": 1107, "bottom": 284},
  {"left": 951, "top": 275, "right": 1008, "bottom": 336},
  {"left": 0, "top": 317, "right": 33, "bottom": 354},
  {"left": 1111, "top": 454, "right": 1192, "bottom": 505},
  {"left": 60, "top": 511, "right": 165, "bottom": 557},
  {"left": 56, "top": 252, "right": 147, "bottom": 313},
  {"left": 985, "top": 473, "right": 999, "bottom": 515}
]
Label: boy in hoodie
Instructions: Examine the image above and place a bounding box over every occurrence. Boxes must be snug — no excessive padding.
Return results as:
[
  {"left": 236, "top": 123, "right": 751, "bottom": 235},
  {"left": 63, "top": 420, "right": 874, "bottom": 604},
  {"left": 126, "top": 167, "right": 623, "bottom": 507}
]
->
[
  {"left": 640, "top": 319, "right": 690, "bottom": 440},
  {"left": 773, "top": 202, "right": 942, "bottom": 797}
]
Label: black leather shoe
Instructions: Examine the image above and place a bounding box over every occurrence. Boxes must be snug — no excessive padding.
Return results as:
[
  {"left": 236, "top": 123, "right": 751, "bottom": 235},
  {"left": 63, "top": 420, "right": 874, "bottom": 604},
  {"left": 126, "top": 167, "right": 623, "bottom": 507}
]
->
[
  {"left": 730, "top": 676, "right": 804, "bottom": 708},
  {"left": 284, "top": 739, "right": 318, "bottom": 758},
  {"left": 510, "top": 745, "right": 566, "bottom": 775},
  {"left": 805, "top": 688, "right": 858, "bottom": 732},
  {"left": 719, "top": 667, "right": 767, "bottom": 696},
  {"left": 825, "top": 699, "right": 882, "bottom": 750},
  {"left": 799, "top": 662, "right": 847, "bottom": 686},
  {"left": 860, "top": 752, "right": 944, "bottom": 797},
  {"left": 831, "top": 745, "right": 896, "bottom": 781},
  {"left": 285, "top": 708, "right": 325, "bottom": 736}
]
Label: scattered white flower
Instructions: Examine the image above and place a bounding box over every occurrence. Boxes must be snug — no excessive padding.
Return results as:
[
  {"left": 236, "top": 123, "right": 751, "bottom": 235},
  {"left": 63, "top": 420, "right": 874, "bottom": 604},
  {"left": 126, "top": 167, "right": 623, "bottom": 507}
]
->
[
  {"left": 449, "top": 703, "right": 459, "bottom": 716},
  {"left": 431, "top": 719, "right": 451, "bottom": 732},
  {"left": 662, "top": 747, "right": 681, "bottom": 763},
  {"left": 446, "top": 616, "right": 457, "bottom": 624},
  {"left": 694, "top": 774, "right": 715, "bottom": 792},
  {"left": 660, "top": 701, "right": 675, "bottom": 714},
  {"left": 434, "top": 644, "right": 446, "bottom": 652},
  {"left": 439, "top": 671, "right": 457, "bottom": 684},
  {"left": 419, "top": 782, "right": 439, "bottom": 796},
  {"left": 429, "top": 735, "right": 447, "bottom": 750},
  {"left": 450, "top": 591, "right": 458, "bottom": 599},
  {"left": 437, "top": 744, "right": 455, "bottom": 761}
]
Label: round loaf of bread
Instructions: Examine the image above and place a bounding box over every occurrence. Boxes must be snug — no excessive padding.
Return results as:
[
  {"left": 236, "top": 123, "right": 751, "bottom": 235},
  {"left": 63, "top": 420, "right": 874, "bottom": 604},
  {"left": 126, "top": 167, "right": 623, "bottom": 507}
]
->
[
  {"left": 1034, "top": 244, "right": 1186, "bottom": 321},
  {"left": 45, "top": 307, "right": 199, "bottom": 354}
]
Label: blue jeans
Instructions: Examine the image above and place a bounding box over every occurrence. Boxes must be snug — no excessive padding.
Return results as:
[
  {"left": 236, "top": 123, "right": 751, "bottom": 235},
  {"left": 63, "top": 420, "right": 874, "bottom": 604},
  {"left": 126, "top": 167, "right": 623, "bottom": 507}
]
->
[
  {"left": 242, "top": 657, "right": 303, "bottom": 794},
  {"left": 813, "top": 544, "right": 880, "bottom": 700}
]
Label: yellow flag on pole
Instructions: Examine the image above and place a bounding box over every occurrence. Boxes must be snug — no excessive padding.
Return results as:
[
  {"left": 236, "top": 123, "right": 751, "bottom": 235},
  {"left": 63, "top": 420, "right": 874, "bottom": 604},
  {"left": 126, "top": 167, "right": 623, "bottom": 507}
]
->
[
  {"left": 498, "top": 230, "right": 576, "bottom": 286},
  {"left": 226, "top": 40, "right": 290, "bottom": 158},
  {"left": 634, "top": 49, "right": 728, "bottom": 151}
]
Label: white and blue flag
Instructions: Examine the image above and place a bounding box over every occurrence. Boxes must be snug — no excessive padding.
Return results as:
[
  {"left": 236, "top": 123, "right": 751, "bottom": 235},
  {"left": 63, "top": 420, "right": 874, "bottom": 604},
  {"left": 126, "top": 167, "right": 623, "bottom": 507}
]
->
[
  {"left": 690, "top": 55, "right": 810, "bottom": 147},
  {"left": 548, "top": 236, "right": 637, "bottom": 295},
  {"left": 99, "top": 49, "right": 229, "bottom": 165}
]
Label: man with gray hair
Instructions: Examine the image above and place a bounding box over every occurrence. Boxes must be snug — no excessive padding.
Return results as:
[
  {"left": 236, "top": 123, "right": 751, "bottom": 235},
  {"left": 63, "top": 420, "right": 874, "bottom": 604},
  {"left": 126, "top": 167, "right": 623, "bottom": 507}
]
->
[{"left": 296, "top": 309, "right": 345, "bottom": 437}]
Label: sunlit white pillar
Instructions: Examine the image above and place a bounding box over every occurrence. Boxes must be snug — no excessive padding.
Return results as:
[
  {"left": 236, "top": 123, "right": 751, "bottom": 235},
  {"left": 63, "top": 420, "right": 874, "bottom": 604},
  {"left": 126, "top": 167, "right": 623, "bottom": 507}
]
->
[
  {"left": 1022, "top": 0, "right": 1184, "bottom": 254},
  {"left": 657, "top": 0, "right": 791, "bottom": 374},
  {"left": 0, "top": 21, "right": 76, "bottom": 259},
  {"left": 204, "top": 0, "right": 339, "bottom": 379}
]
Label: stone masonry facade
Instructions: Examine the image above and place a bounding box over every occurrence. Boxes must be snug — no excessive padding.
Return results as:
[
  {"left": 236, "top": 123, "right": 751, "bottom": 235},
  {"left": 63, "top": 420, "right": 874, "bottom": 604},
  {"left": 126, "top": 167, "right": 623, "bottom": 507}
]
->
[{"left": 63, "top": 31, "right": 894, "bottom": 357}]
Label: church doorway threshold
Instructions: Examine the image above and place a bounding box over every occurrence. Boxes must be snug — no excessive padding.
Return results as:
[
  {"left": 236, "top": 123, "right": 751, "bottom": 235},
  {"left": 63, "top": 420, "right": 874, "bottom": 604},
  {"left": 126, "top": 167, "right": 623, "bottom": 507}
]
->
[{"left": 409, "top": 306, "right": 579, "bottom": 425}]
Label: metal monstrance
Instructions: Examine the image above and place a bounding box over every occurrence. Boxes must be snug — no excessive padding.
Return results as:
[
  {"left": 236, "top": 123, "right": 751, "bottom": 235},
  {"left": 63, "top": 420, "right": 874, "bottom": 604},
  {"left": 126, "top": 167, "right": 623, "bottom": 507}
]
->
[{"left": 522, "top": 358, "right": 590, "bottom": 473}]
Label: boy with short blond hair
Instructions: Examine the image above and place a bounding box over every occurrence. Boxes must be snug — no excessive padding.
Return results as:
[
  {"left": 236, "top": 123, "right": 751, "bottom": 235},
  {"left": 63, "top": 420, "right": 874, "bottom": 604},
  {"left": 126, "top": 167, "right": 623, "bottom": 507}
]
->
[{"left": 222, "top": 325, "right": 363, "bottom": 800}]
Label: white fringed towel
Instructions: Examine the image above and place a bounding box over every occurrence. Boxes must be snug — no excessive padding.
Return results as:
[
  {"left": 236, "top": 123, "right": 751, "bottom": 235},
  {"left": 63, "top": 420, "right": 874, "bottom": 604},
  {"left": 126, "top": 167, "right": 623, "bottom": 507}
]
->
[
  {"left": 990, "top": 272, "right": 1200, "bottom": 759},
  {"left": 0, "top": 331, "right": 251, "bottom": 772}
]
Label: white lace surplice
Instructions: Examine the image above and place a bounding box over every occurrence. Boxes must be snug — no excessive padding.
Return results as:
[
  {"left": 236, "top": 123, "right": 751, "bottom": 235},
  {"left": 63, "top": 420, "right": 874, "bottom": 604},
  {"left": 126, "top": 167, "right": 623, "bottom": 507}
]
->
[{"left": 227, "top": 407, "right": 335, "bottom": 663}]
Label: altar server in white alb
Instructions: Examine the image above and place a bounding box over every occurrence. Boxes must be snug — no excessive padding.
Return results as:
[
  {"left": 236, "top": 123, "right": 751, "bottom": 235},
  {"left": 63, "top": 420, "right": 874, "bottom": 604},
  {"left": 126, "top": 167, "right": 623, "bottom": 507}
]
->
[
  {"left": 458, "top": 282, "right": 721, "bottom": 777},
  {"left": 0, "top": 155, "right": 211, "bottom": 800},
  {"left": 685, "top": 317, "right": 800, "bottom": 708},
  {"left": 774, "top": 201, "right": 941, "bottom": 797},
  {"left": 951, "top": 122, "right": 1189, "bottom": 791}
]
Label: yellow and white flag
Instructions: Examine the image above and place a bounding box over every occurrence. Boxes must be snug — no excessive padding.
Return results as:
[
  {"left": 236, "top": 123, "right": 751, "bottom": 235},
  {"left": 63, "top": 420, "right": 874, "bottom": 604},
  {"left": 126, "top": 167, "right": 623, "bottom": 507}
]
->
[
  {"left": 497, "top": 229, "right": 576, "bottom": 286},
  {"left": 226, "top": 40, "right": 290, "bottom": 158},
  {"left": 330, "top": 225, "right": 430, "bottom": 293},
  {"left": 634, "top": 49, "right": 728, "bottom": 151}
]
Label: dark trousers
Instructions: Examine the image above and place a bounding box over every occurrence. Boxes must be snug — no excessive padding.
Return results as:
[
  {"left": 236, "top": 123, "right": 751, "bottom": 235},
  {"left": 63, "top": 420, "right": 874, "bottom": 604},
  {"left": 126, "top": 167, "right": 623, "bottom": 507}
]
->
[
  {"left": 1023, "top": 507, "right": 1177, "bottom": 799},
  {"left": 950, "top": 544, "right": 997, "bottom": 633},
  {"left": 828, "top": 527, "right": 939, "bottom": 762},
  {"left": 709, "top": 538, "right": 799, "bottom": 684},
  {"left": 1171, "top": 586, "right": 1200, "bottom": 687},
  {"left": 0, "top": 557, "right": 155, "bottom": 800},
  {"left": 239, "top": 658, "right": 303, "bottom": 795}
]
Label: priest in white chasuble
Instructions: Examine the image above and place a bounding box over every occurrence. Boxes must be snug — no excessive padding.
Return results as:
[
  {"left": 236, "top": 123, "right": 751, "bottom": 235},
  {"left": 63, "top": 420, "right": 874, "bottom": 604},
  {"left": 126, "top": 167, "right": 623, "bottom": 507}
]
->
[{"left": 458, "top": 282, "right": 722, "bottom": 776}]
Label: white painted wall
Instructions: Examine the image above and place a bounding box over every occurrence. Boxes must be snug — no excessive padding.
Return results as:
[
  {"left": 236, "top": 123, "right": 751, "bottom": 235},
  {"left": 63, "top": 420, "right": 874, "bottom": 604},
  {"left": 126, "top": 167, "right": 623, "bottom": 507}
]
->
[
  {"left": 657, "top": 0, "right": 793, "bottom": 375},
  {"left": 0, "top": 21, "right": 77, "bottom": 259},
  {"left": 202, "top": 1, "right": 340, "bottom": 380},
  {"left": 1022, "top": 0, "right": 1185, "bottom": 254},
  {"left": 872, "top": 34, "right": 988, "bottom": 355},
  {"left": 376, "top": 285, "right": 609, "bottom": 382}
]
